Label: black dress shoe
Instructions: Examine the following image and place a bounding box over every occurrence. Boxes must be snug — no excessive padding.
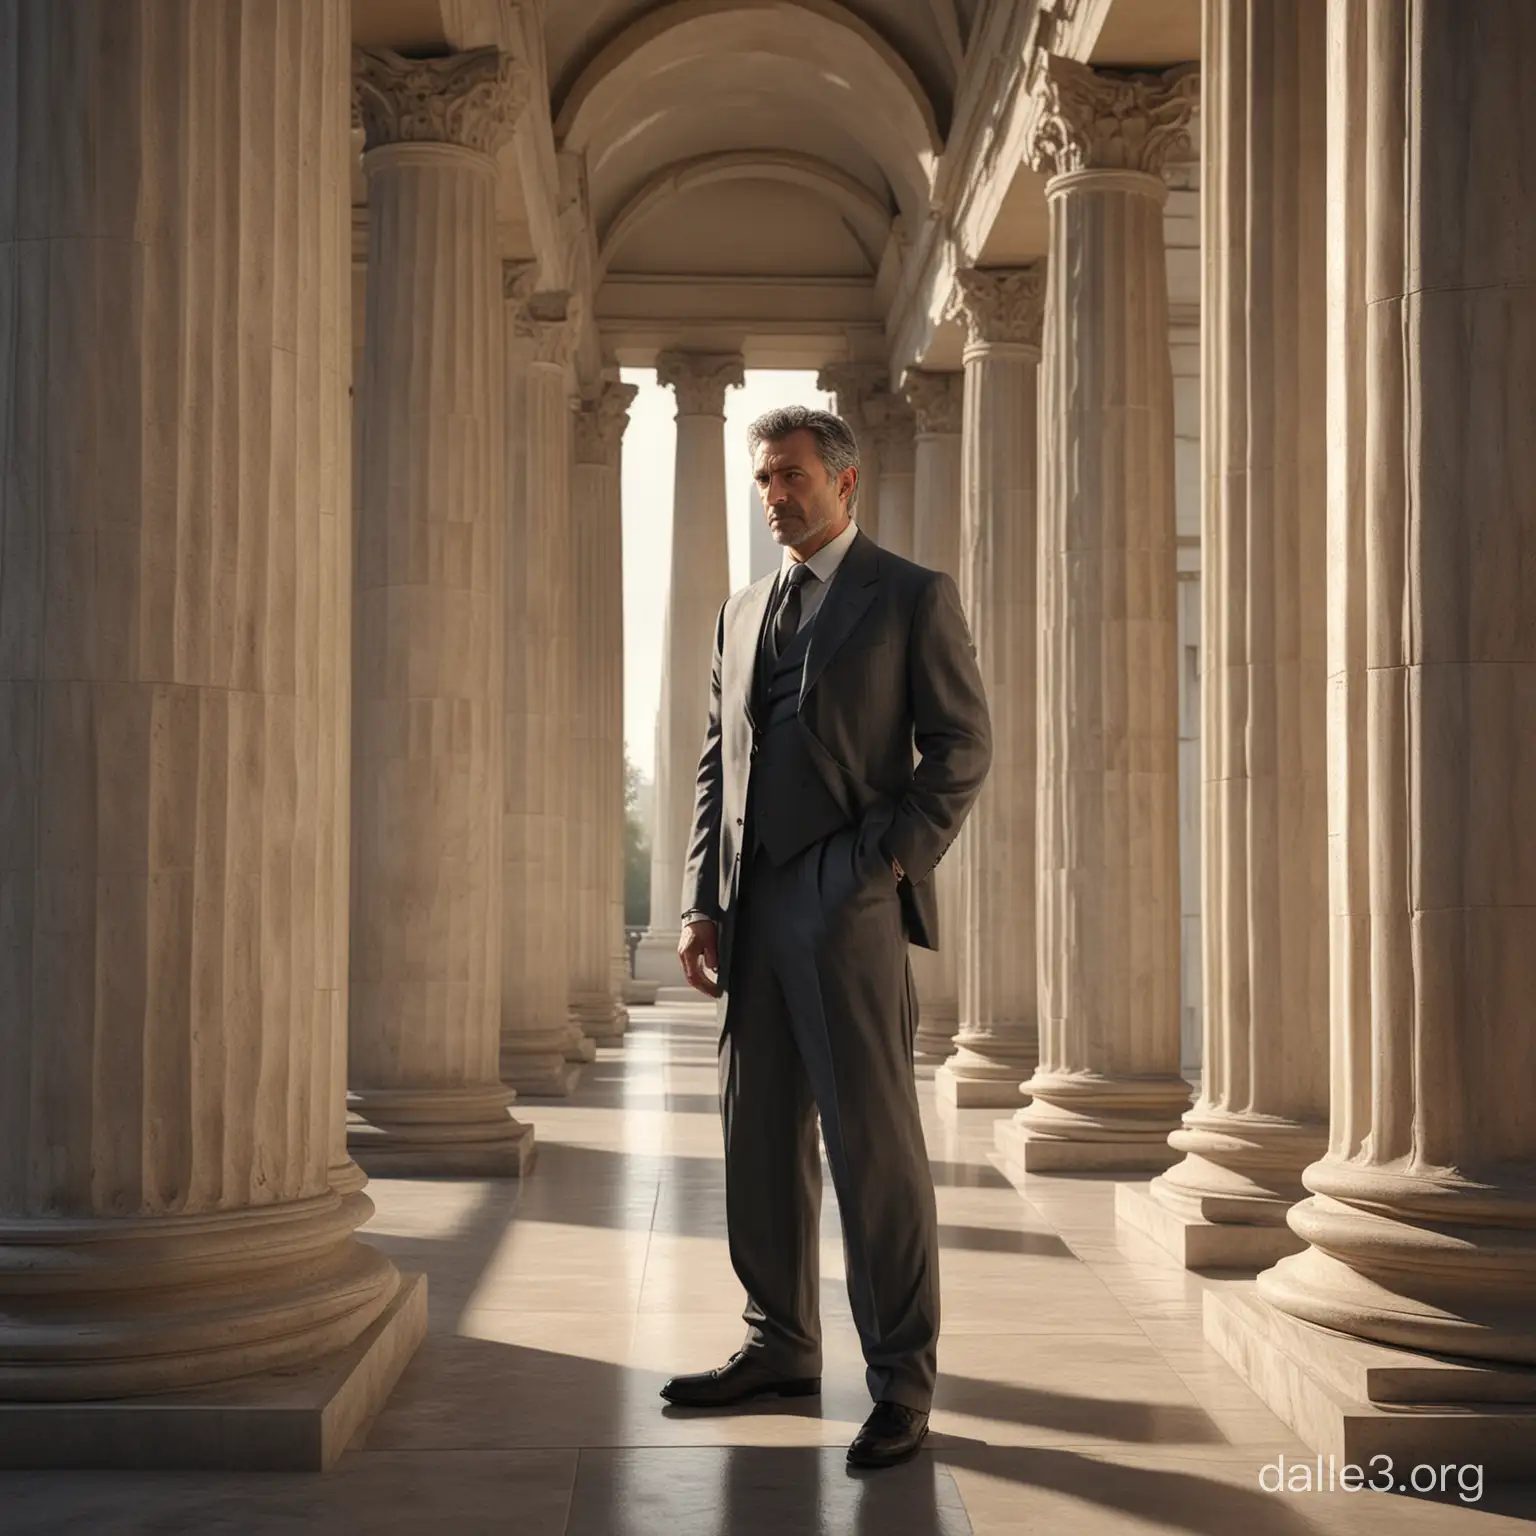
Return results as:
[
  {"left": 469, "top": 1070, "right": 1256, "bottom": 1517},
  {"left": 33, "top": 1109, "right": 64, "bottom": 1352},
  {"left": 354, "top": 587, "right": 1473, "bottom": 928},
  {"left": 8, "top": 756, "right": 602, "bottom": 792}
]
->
[
  {"left": 847, "top": 1401, "right": 930, "bottom": 1468},
  {"left": 660, "top": 1350, "right": 821, "bottom": 1409}
]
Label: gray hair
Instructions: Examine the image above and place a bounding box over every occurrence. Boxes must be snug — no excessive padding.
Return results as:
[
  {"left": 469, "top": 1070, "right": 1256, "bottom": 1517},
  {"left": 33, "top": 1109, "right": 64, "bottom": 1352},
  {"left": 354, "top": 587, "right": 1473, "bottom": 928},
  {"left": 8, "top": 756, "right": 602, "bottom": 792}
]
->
[{"left": 746, "top": 405, "right": 861, "bottom": 511}]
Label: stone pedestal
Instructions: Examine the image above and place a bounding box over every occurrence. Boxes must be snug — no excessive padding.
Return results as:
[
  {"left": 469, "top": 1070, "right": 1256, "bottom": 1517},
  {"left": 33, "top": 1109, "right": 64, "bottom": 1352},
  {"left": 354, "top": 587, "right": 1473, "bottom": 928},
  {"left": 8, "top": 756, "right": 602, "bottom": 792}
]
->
[
  {"left": 1000, "top": 58, "right": 1197, "bottom": 1175},
  {"left": 348, "top": 49, "right": 534, "bottom": 1172},
  {"left": 1120, "top": 0, "right": 1328, "bottom": 1270},
  {"left": 500, "top": 272, "right": 587, "bottom": 1097},
  {"left": 934, "top": 273, "right": 1045, "bottom": 1110},
  {"left": 571, "top": 383, "right": 639, "bottom": 1045},
  {"left": 0, "top": 2, "right": 419, "bottom": 1458},
  {"left": 817, "top": 363, "right": 889, "bottom": 542},
  {"left": 635, "top": 353, "right": 743, "bottom": 984},
  {"left": 1214, "top": 0, "right": 1536, "bottom": 1466},
  {"left": 903, "top": 372, "right": 966, "bottom": 1064}
]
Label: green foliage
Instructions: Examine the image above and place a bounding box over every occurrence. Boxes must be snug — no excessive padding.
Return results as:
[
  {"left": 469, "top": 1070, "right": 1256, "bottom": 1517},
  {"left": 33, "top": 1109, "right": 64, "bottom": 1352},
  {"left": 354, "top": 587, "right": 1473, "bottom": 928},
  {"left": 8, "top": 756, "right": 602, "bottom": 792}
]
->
[{"left": 624, "top": 750, "right": 651, "bottom": 927}]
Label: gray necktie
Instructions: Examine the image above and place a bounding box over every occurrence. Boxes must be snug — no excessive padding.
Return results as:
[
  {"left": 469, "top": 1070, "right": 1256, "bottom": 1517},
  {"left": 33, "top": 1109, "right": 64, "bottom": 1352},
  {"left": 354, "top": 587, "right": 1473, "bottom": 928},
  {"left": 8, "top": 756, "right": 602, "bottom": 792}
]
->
[{"left": 772, "top": 562, "right": 814, "bottom": 656}]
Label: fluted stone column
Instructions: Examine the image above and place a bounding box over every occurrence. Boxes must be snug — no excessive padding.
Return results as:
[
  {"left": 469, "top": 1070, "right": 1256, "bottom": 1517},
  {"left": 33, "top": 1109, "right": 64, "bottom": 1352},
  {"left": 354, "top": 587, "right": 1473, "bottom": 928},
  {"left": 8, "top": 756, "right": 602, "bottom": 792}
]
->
[
  {"left": 1118, "top": 0, "right": 1328, "bottom": 1269},
  {"left": 0, "top": 1, "right": 422, "bottom": 1442},
  {"left": 348, "top": 48, "right": 533, "bottom": 1173},
  {"left": 872, "top": 402, "right": 916, "bottom": 560},
  {"left": 903, "top": 372, "right": 966, "bottom": 1062},
  {"left": 571, "top": 383, "right": 639, "bottom": 1045},
  {"left": 634, "top": 353, "right": 743, "bottom": 984},
  {"left": 1000, "top": 57, "right": 1198, "bottom": 1173},
  {"left": 817, "top": 363, "right": 888, "bottom": 541},
  {"left": 1206, "top": 0, "right": 1536, "bottom": 1472},
  {"left": 500, "top": 273, "right": 588, "bottom": 1094},
  {"left": 935, "top": 272, "right": 1046, "bottom": 1109}
]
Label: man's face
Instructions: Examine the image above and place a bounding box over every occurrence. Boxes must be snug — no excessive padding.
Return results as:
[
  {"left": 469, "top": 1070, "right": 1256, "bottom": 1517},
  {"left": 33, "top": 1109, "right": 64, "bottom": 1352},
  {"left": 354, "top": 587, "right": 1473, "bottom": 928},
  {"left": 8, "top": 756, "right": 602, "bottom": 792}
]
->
[{"left": 752, "top": 429, "right": 856, "bottom": 553}]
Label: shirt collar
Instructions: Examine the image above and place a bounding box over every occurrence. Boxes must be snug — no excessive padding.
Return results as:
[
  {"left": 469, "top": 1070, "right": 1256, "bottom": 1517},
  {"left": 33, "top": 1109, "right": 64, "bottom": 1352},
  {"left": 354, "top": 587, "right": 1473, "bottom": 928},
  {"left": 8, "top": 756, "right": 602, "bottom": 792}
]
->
[{"left": 781, "top": 518, "right": 858, "bottom": 585}]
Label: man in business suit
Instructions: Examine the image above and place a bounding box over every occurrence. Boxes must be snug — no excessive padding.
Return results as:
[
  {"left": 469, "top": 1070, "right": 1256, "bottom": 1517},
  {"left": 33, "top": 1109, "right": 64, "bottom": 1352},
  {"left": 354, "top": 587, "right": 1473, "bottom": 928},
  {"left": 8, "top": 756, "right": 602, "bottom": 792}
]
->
[{"left": 659, "top": 405, "right": 992, "bottom": 1469}]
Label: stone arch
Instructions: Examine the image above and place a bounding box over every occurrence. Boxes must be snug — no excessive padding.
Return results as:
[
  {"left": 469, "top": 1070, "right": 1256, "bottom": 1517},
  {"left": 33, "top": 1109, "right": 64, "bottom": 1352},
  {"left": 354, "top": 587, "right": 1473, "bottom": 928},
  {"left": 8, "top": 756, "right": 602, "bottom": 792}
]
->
[
  {"left": 598, "top": 150, "right": 894, "bottom": 276},
  {"left": 555, "top": 0, "right": 939, "bottom": 224}
]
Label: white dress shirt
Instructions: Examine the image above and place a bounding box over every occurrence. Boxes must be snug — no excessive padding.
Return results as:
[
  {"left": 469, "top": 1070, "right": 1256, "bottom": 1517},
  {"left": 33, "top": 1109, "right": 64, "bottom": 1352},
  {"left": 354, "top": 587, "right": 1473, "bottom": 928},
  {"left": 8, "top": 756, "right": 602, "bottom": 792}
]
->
[{"left": 777, "top": 517, "right": 858, "bottom": 633}]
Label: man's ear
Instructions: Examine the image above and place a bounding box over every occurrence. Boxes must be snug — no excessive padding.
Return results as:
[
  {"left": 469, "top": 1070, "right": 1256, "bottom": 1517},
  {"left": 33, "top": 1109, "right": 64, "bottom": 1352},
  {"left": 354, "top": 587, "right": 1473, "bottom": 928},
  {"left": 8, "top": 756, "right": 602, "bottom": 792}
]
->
[{"left": 840, "top": 465, "right": 859, "bottom": 504}]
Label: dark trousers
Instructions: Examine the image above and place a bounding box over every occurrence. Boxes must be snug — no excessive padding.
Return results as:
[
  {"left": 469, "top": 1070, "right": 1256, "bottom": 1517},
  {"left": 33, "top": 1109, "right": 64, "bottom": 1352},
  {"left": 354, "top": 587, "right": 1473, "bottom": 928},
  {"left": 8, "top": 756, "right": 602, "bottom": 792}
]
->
[{"left": 717, "top": 824, "right": 940, "bottom": 1411}]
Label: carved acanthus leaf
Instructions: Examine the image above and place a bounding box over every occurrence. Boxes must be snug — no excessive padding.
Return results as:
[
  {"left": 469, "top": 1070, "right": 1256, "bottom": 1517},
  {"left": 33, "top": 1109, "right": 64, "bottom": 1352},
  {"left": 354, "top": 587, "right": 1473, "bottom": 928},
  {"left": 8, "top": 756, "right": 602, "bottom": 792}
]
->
[
  {"left": 575, "top": 382, "right": 640, "bottom": 467},
  {"left": 1029, "top": 55, "right": 1198, "bottom": 178},
  {"left": 657, "top": 352, "right": 744, "bottom": 417},
  {"left": 948, "top": 266, "right": 1048, "bottom": 352},
  {"left": 901, "top": 370, "right": 964, "bottom": 436},
  {"left": 354, "top": 46, "right": 527, "bottom": 156},
  {"left": 815, "top": 363, "right": 889, "bottom": 432}
]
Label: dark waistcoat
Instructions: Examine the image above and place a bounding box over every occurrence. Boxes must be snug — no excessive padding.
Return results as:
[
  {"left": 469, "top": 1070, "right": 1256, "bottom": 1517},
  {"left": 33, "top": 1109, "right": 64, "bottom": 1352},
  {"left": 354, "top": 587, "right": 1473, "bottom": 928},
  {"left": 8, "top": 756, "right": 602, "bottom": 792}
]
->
[{"left": 747, "top": 610, "right": 848, "bottom": 865}]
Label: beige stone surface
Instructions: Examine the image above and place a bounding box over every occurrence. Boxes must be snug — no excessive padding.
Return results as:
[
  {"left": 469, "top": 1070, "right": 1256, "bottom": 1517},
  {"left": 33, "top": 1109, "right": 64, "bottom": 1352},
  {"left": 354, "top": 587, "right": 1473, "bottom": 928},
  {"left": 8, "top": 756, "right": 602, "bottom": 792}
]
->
[
  {"left": 1142, "top": 0, "right": 1330, "bottom": 1264},
  {"left": 1116, "top": 1182, "right": 1304, "bottom": 1271},
  {"left": 903, "top": 371, "right": 966, "bottom": 1062},
  {"left": 13, "top": 1009, "right": 1530, "bottom": 1527},
  {"left": 0, "top": 1274, "right": 427, "bottom": 1472},
  {"left": 1245, "top": 0, "right": 1536, "bottom": 1369},
  {"left": 0, "top": 0, "right": 405, "bottom": 1401},
  {"left": 572, "top": 383, "right": 639, "bottom": 1047},
  {"left": 935, "top": 268, "right": 1046, "bottom": 1112},
  {"left": 816, "top": 362, "right": 888, "bottom": 541},
  {"left": 500, "top": 274, "right": 587, "bottom": 1097},
  {"left": 872, "top": 398, "right": 916, "bottom": 560},
  {"left": 348, "top": 49, "right": 530, "bottom": 1169},
  {"left": 1206, "top": 1287, "right": 1536, "bottom": 1478},
  {"left": 1012, "top": 60, "right": 1196, "bottom": 1168},
  {"left": 636, "top": 353, "right": 742, "bottom": 983}
]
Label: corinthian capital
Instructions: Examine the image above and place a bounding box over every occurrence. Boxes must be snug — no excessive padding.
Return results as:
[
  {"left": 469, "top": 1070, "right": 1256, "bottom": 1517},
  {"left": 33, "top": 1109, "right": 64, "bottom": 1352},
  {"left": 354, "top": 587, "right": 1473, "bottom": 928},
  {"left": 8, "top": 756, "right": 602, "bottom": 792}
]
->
[
  {"left": 354, "top": 46, "right": 527, "bottom": 156},
  {"left": 948, "top": 266, "right": 1048, "bottom": 354},
  {"left": 503, "top": 263, "right": 575, "bottom": 366},
  {"left": 816, "top": 363, "right": 889, "bottom": 433},
  {"left": 656, "top": 352, "right": 744, "bottom": 417},
  {"left": 871, "top": 398, "right": 915, "bottom": 473},
  {"left": 1029, "top": 55, "right": 1198, "bottom": 178},
  {"left": 575, "top": 382, "right": 640, "bottom": 467},
  {"left": 901, "top": 370, "right": 964, "bottom": 436}
]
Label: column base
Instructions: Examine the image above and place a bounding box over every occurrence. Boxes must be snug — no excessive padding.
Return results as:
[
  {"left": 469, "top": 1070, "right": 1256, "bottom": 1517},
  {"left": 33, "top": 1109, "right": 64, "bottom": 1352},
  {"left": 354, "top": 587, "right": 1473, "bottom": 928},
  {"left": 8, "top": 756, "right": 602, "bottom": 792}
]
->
[
  {"left": 633, "top": 929, "right": 681, "bottom": 984},
  {"left": 935, "top": 1063, "right": 1028, "bottom": 1108},
  {"left": 996, "top": 1114, "right": 1180, "bottom": 1174},
  {"left": 500, "top": 1047, "right": 584, "bottom": 1098},
  {"left": 562, "top": 1022, "right": 598, "bottom": 1065},
  {"left": 622, "top": 977, "right": 659, "bottom": 1006},
  {"left": 1203, "top": 1285, "right": 1536, "bottom": 1478},
  {"left": 0, "top": 1272, "right": 427, "bottom": 1470},
  {"left": 574, "top": 996, "right": 628, "bottom": 1044},
  {"left": 349, "top": 1117, "right": 537, "bottom": 1178},
  {"left": 1115, "top": 1181, "right": 1305, "bottom": 1270}
]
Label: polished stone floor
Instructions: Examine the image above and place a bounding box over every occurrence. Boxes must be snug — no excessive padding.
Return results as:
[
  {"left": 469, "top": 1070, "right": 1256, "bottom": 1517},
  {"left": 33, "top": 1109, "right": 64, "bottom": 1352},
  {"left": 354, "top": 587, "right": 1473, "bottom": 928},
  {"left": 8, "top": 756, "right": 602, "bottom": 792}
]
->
[{"left": 6, "top": 1000, "right": 1535, "bottom": 1532}]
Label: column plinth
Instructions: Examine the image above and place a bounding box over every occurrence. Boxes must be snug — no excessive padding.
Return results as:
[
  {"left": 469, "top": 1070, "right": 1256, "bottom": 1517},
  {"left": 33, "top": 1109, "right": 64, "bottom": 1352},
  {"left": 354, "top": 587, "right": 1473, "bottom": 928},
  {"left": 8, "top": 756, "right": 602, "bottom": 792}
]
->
[
  {"left": 1205, "top": 1, "right": 1536, "bottom": 1473},
  {"left": 902, "top": 372, "right": 965, "bottom": 1063},
  {"left": 934, "top": 274, "right": 1046, "bottom": 1109},
  {"left": 636, "top": 353, "right": 743, "bottom": 984},
  {"left": 1119, "top": 0, "right": 1328, "bottom": 1270},
  {"left": 1001, "top": 56, "right": 1197, "bottom": 1173},
  {"left": 0, "top": 6, "right": 422, "bottom": 1457},
  {"left": 348, "top": 48, "right": 534, "bottom": 1169}
]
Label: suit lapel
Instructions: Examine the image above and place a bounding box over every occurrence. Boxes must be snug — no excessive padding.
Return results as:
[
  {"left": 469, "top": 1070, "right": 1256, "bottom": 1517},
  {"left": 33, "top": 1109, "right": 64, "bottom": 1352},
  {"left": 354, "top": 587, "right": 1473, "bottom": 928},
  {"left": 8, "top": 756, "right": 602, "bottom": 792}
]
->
[
  {"left": 800, "top": 530, "right": 880, "bottom": 707},
  {"left": 730, "top": 572, "right": 778, "bottom": 729}
]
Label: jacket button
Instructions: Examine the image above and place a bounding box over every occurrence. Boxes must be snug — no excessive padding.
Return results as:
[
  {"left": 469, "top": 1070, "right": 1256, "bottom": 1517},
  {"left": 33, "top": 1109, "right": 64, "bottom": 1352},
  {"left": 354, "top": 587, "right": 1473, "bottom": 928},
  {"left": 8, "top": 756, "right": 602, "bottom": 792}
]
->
[{"left": 735, "top": 817, "right": 743, "bottom": 826}]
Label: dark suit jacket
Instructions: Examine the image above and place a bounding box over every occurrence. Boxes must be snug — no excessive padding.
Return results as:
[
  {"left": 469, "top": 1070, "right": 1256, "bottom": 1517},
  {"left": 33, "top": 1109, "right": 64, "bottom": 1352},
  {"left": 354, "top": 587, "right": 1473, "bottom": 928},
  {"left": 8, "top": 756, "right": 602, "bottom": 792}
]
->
[{"left": 679, "top": 528, "right": 992, "bottom": 965}]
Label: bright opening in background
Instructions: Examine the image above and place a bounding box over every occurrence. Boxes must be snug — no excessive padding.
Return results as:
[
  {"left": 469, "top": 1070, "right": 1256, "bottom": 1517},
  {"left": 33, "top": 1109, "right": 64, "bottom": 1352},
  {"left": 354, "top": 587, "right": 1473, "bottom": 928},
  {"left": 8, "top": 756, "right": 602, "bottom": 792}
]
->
[{"left": 620, "top": 368, "right": 831, "bottom": 774}]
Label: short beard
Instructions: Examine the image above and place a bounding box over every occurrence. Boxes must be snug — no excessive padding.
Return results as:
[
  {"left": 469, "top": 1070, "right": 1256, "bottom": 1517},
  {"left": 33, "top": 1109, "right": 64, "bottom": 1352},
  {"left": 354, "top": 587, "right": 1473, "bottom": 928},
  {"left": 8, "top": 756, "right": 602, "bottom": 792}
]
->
[{"left": 782, "top": 503, "right": 837, "bottom": 551}]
